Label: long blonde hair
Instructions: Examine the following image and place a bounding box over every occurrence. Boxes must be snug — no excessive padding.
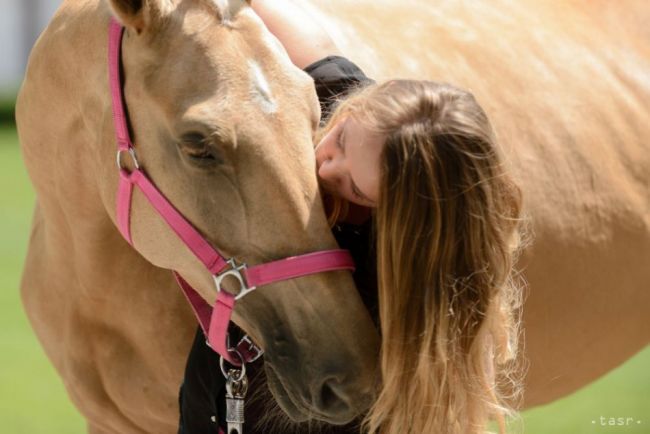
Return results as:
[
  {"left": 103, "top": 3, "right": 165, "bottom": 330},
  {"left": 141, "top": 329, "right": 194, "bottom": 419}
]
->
[{"left": 318, "top": 80, "right": 526, "bottom": 434}]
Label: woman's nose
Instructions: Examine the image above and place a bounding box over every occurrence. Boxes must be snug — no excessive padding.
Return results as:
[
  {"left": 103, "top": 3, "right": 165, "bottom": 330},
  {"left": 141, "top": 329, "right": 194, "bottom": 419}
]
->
[{"left": 318, "top": 156, "right": 342, "bottom": 184}]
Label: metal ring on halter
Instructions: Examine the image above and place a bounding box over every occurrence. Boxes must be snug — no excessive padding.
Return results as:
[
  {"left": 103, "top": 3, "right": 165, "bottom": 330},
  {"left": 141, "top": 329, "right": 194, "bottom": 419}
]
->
[
  {"left": 213, "top": 258, "right": 257, "bottom": 301},
  {"left": 220, "top": 350, "right": 246, "bottom": 381},
  {"left": 116, "top": 147, "right": 140, "bottom": 171}
]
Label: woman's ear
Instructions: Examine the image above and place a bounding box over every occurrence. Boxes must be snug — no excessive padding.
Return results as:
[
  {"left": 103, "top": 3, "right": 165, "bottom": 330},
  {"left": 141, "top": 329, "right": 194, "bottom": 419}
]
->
[{"left": 108, "top": 0, "right": 170, "bottom": 34}]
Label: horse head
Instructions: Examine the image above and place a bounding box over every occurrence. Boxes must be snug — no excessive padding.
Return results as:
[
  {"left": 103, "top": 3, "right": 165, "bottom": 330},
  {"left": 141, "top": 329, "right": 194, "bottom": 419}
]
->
[{"left": 101, "top": 0, "right": 378, "bottom": 423}]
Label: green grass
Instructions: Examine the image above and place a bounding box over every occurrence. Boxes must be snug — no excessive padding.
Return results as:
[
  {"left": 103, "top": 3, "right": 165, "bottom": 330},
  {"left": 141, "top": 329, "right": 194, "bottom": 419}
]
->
[
  {"left": 0, "top": 93, "right": 17, "bottom": 126},
  {"left": 1, "top": 125, "right": 647, "bottom": 433},
  {"left": 516, "top": 348, "right": 649, "bottom": 434},
  {"left": 0, "top": 127, "right": 86, "bottom": 433}
]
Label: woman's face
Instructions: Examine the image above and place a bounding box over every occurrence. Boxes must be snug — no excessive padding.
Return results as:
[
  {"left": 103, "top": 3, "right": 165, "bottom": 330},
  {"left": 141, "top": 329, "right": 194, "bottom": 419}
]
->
[{"left": 315, "top": 117, "right": 384, "bottom": 208}]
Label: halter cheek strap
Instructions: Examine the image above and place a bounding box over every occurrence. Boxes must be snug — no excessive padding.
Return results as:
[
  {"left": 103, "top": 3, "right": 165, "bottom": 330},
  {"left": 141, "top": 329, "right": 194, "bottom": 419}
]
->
[{"left": 108, "top": 19, "right": 355, "bottom": 366}]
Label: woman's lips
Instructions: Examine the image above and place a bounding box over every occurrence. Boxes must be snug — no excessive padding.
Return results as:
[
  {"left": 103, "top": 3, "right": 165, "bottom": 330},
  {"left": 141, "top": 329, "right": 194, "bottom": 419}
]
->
[{"left": 317, "top": 177, "right": 335, "bottom": 195}]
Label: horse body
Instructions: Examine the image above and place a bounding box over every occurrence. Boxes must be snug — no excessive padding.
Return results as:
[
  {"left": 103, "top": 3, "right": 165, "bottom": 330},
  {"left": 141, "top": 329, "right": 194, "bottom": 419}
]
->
[
  {"left": 305, "top": 0, "right": 650, "bottom": 406},
  {"left": 17, "top": 0, "right": 650, "bottom": 432}
]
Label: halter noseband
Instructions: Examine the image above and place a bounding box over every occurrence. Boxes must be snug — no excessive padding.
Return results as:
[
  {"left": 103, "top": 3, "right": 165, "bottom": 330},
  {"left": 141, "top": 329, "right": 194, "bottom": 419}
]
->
[{"left": 108, "top": 19, "right": 355, "bottom": 366}]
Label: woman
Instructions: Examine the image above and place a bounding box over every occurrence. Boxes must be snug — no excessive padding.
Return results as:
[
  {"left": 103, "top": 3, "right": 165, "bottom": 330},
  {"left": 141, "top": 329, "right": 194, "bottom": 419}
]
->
[{"left": 179, "top": 1, "right": 526, "bottom": 433}]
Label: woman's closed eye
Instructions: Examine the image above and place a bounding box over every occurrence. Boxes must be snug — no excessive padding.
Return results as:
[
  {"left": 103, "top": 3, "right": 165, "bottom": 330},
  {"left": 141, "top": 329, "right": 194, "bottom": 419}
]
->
[
  {"left": 336, "top": 126, "right": 345, "bottom": 151},
  {"left": 335, "top": 127, "right": 366, "bottom": 201}
]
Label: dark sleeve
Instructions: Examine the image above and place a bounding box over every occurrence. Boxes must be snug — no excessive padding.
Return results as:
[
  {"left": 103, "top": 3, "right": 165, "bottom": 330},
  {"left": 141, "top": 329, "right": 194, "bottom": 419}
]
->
[{"left": 303, "top": 55, "right": 375, "bottom": 121}]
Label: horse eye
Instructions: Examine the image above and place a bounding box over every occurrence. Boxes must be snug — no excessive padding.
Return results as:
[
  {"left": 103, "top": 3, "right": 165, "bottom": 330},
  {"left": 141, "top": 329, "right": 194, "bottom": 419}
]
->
[
  {"left": 178, "top": 132, "right": 221, "bottom": 165},
  {"left": 185, "top": 148, "right": 216, "bottom": 160}
]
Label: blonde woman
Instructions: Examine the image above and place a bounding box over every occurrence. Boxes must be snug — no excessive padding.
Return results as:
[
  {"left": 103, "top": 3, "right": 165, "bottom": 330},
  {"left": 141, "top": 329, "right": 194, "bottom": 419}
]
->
[{"left": 179, "top": 1, "right": 525, "bottom": 433}]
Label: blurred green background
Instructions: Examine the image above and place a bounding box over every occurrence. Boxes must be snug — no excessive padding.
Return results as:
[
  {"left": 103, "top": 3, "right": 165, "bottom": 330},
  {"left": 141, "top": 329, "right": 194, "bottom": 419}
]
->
[{"left": 0, "top": 107, "right": 647, "bottom": 433}]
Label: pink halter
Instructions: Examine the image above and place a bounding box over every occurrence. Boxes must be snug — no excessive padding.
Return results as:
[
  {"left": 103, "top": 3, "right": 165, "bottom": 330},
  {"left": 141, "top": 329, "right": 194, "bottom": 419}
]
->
[{"left": 108, "top": 19, "right": 355, "bottom": 366}]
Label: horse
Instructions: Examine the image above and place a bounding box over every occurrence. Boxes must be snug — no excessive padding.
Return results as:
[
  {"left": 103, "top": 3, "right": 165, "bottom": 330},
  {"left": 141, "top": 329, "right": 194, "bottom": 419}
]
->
[
  {"left": 306, "top": 0, "right": 649, "bottom": 408},
  {"left": 17, "top": 0, "right": 650, "bottom": 432},
  {"left": 17, "top": 0, "right": 380, "bottom": 432}
]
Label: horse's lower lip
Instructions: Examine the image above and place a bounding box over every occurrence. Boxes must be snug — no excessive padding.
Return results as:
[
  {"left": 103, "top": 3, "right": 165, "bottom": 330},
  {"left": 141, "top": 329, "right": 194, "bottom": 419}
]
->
[
  {"left": 264, "top": 363, "right": 310, "bottom": 422},
  {"left": 265, "top": 363, "right": 358, "bottom": 424}
]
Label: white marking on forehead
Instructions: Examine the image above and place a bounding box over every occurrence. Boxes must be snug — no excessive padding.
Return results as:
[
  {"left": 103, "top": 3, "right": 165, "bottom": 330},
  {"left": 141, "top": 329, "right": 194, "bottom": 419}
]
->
[{"left": 248, "top": 60, "right": 278, "bottom": 114}]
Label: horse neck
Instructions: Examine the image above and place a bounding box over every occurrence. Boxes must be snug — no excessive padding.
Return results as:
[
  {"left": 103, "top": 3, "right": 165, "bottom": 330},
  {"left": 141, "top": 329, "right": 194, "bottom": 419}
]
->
[{"left": 19, "top": 1, "right": 164, "bottom": 286}]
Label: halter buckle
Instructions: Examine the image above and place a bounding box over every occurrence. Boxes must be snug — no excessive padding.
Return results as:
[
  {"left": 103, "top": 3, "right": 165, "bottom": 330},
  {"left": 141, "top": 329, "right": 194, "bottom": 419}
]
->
[
  {"left": 213, "top": 258, "right": 256, "bottom": 301},
  {"left": 238, "top": 335, "right": 264, "bottom": 363}
]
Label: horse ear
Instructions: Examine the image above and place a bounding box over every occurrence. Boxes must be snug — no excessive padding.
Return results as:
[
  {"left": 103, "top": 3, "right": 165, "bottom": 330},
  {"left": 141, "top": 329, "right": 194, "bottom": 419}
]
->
[{"left": 108, "top": 0, "right": 169, "bottom": 34}]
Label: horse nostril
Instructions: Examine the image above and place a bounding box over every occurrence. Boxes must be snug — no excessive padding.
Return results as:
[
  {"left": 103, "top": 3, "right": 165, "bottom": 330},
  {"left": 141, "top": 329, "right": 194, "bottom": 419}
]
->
[
  {"left": 316, "top": 377, "right": 351, "bottom": 416},
  {"left": 320, "top": 380, "right": 340, "bottom": 409}
]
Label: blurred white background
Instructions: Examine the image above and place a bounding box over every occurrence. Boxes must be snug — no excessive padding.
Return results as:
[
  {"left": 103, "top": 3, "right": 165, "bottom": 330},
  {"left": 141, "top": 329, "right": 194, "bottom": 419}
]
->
[{"left": 0, "top": 0, "right": 60, "bottom": 94}]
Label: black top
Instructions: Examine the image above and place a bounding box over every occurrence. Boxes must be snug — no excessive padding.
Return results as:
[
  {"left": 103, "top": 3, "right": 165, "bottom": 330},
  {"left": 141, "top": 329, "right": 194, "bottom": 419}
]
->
[
  {"left": 304, "top": 55, "right": 375, "bottom": 120},
  {"left": 178, "top": 55, "right": 377, "bottom": 434}
]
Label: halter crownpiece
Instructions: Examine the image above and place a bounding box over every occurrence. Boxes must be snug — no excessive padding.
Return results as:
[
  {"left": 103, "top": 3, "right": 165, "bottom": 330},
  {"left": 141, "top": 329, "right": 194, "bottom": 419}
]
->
[{"left": 107, "top": 18, "right": 355, "bottom": 366}]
